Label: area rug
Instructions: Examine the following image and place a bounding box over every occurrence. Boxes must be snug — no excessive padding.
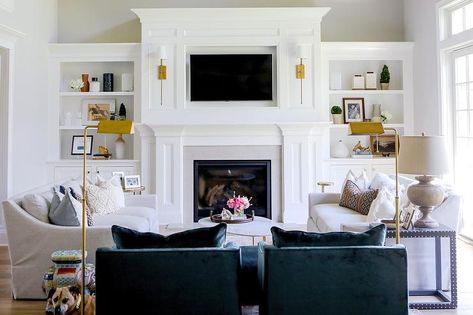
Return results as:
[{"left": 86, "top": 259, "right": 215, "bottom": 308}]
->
[{"left": 241, "top": 307, "right": 423, "bottom": 314}]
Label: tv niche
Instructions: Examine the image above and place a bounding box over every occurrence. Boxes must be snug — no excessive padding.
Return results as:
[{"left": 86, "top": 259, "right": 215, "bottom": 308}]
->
[
  {"left": 194, "top": 160, "right": 271, "bottom": 222},
  {"left": 190, "top": 54, "right": 273, "bottom": 102}
]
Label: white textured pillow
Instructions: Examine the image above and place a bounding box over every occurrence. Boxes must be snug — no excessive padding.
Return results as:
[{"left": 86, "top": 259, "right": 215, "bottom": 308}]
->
[
  {"left": 86, "top": 181, "right": 119, "bottom": 215},
  {"left": 22, "top": 194, "right": 50, "bottom": 223},
  {"left": 96, "top": 175, "right": 125, "bottom": 208},
  {"left": 370, "top": 172, "right": 409, "bottom": 207},
  {"left": 367, "top": 187, "right": 396, "bottom": 222},
  {"left": 343, "top": 169, "right": 370, "bottom": 190}
]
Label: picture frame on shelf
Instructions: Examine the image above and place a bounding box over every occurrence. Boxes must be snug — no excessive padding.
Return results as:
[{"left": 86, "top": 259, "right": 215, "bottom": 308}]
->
[
  {"left": 124, "top": 175, "right": 141, "bottom": 189},
  {"left": 342, "top": 98, "right": 365, "bottom": 123},
  {"left": 71, "top": 135, "right": 93, "bottom": 156},
  {"left": 369, "top": 135, "right": 397, "bottom": 156},
  {"left": 402, "top": 205, "right": 417, "bottom": 230},
  {"left": 81, "top": 99, "right": 115, "bottom": 126}
]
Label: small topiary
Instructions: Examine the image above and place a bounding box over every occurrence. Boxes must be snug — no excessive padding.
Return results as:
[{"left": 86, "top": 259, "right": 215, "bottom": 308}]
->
[
  {"left": 380, "top": 65, "right": 390, "bottom": 84},
  {"left": 331, "top": 106, "right": 342, "bottom": 115}
]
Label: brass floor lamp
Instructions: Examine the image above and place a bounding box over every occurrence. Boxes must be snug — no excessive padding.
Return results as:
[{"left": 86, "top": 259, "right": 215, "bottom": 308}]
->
[
  {"left": 81, "top": 120, "right": 134, "bottom": 315},
  {"left": 349, "top": 122, "right": 401, "bottom": 244}
]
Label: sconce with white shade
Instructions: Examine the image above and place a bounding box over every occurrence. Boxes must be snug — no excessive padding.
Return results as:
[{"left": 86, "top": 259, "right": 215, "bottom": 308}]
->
[
  {"left": 398, "top": 134, "right": 450, "bottom": 228},
  {"left": 296, "top": 45, "right": 309, "bottom": 104},
  {"left": 158, "top": 45, "right": 167, "bottom": 105}
]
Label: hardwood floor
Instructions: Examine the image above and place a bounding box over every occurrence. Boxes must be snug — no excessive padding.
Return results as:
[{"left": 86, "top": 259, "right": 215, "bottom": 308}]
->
[{"left": 1, "top": 240, "right": 473, "bottom": 315}]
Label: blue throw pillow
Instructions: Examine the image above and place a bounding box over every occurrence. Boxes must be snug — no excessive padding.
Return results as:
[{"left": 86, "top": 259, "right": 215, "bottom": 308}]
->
[
  {"left": 271, "top": 224, "right": 386, "bottom": 248},
  {"left": 111, "top": 224, "right": 227, "bottom": 249}
]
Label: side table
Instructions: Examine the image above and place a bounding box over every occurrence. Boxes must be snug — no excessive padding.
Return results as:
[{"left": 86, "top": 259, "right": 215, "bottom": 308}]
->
[
  {"left": 386, "top": 225, "right": 457, "bottom": 310},
  {"left": 123, "top": 186, "right": 145, "bottom": 195}
]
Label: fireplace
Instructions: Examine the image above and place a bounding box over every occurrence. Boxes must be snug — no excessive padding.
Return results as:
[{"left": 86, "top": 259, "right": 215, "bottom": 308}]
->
[{"left": 193, "top": 160, "right": 271, "bottom": 222}]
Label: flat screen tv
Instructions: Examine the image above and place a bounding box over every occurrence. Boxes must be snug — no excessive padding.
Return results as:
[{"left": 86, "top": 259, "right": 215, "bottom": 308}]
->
[{"left": 190, "top": 54, "right": 273, "bottom": 102}]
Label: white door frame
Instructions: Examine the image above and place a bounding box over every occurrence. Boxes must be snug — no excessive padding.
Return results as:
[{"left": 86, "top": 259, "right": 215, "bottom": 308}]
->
[{"left": 0, "top": 24, "right": 24, "bottom": 243}]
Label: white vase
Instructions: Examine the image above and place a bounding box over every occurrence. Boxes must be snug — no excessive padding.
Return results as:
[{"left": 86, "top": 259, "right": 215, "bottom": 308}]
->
[
  {"left": 332, "top": 140, "right": 350, "bottom": 158},
  {"left": 371, "top": 104, "right": 382, "bottom": 122},
  {"left": 115, "top": 134, "right": 125, "bottom": 159},
  {"left": 332, "top": 114, "right": 343, "bottom": 124}
]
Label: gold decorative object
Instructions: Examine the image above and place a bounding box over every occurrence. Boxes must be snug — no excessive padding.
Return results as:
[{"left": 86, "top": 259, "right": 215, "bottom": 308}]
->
[
  {"left": 80, "top": 120, "right": 134, "bottom": 315},
  {"left": 296, "top": 45, "right": 309, "bottom": 105},
  {"left": 157, "top": 46, "right": 168, "bottom": 106},
  {"left": 349, "top": 122, "right": 401, "bottom": 244}
]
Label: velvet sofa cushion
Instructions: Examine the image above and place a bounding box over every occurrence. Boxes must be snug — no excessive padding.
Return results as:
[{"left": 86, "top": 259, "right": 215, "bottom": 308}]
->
[
  {"left": 112, "top": 223, "right": 227, "bottom": 249},
  {"left": 271, "top": 224, "right": 386, "bottom": 248}
]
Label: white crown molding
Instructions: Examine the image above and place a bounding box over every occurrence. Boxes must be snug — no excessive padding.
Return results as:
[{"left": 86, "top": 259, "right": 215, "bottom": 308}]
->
[
  {"left": 49, "top": 43, "right": 141, "bottom": 59},
  {"left": 132, "top": 7, "right": 331, "bottom": 24}
]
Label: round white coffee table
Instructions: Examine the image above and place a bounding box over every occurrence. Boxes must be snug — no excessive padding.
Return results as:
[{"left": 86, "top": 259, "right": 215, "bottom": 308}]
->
[{"left": 198, "top": 216, "right": 276, "bottom": 245}]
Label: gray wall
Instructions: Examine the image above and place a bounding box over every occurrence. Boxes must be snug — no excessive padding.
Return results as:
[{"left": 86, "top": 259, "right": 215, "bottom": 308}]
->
[
  {"left": 404, "top": 0, "right": 441, "bottom": 135},
  {"left": 58, "top": 0, "right": 405, "bottom": 43}
]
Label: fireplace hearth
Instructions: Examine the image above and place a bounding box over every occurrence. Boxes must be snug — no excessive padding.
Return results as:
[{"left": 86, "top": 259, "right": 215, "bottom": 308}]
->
[{"left": 194, "top": 160, "right": 271, "bottom": 222}]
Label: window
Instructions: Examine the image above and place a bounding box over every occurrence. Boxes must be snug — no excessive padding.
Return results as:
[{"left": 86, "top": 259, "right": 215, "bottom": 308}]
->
[
  {"left": 452, "top": 49, "right": 473, "bottom": 239},
  {"left": 450, "top": 1, "right": 473, "bottom": 35}
]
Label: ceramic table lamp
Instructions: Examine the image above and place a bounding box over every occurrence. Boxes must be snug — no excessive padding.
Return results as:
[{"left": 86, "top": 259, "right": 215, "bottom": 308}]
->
[{"left": 398, "top": 134, "right": 450, "bottom": 228}]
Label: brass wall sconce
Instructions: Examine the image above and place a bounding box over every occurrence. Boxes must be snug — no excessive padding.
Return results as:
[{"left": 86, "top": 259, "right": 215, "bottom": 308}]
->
[
  {"left": 296, "top": 45, "right": 309, "bottom": 105},
  {"left": 158, "top": 46, "right": 167, "bottom": 106}
]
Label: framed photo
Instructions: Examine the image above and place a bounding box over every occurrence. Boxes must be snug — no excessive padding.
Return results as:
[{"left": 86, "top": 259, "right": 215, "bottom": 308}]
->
[
  {"left": 82, "top": 99, "right": 115, "bottom": 125},
  {"left": 342, "top": 98, "right": 365, "bottom": 123},
  {"left": 370, "top": 135, "right": 398, "bottom": 156},
  {"left": 71, "top": 135, "right": 93, "bottom": 155},
  {"left": 124, "top": 175, "right": 141, "bottom": 189},
  {"left": 402, "top": 206, "right": 417, "bottom": 229}
]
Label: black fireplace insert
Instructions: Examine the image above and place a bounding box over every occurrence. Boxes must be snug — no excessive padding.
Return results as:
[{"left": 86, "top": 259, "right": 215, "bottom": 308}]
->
[{"left": 193, "top": 160, "right": 271, "bottom": 222}]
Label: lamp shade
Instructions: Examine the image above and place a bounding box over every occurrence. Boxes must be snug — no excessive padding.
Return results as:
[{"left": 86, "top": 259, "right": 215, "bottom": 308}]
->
[
  {"left": 348, "top": 122, "right": 385, "bottom": 135},
  {"left": 297, "top": 45, "right": 310, "bottom": 59},
  {"left": 97, "top": 120, "right": 134, "bottom": 134},
  {"left": 158, "top": 45, "right": 168, "bottom": 60},
  {"left": 398, "top": 135, "right": 449, "bottom": 176}
]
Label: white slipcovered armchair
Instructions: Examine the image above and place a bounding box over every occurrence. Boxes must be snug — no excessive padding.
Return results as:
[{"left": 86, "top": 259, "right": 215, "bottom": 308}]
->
[{"left": 2, "top": 181, "right": 158, "bottom": 299}]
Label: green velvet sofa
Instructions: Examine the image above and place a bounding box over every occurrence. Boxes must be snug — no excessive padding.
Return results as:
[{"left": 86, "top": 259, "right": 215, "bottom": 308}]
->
[
  {"left": 258, "top": 244, "right": 409, "bottom": 315},
  {"left": 95, "top": 247, "right": 241, "bottom": 315}
]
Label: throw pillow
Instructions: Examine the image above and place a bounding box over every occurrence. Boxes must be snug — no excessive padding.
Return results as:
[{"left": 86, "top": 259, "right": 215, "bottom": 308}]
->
[
  {"left": 22, "top": 194, "right": 51, "bottom": 223},
  {"left": 96, "top": 175, "right": 125, "bottom": 208},
  {"left": 343, "top": 169, "right": 370, "bottom": 190},
  {"left": 367, "top": 187, "right": 396, "bottom": 222},
  {"left": 111, "top": 224, "right": 227, "bottom": 249},
  {"left": 49, "top": 189, "right": 82, "bottom": 226},
  {"left": 86, "top": 181, "right": 119, "bottom": 216},
  {"left": 339, "top": 180, "right": 378, "bottom": 215},
  {"left": 271, "top": 224, "right": 386, "bottom": 248}
]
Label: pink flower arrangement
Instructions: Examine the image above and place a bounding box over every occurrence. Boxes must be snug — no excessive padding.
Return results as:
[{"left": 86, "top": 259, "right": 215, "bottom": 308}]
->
[{"left": 226, "top": 193, "right": 252, "bottom": 216}]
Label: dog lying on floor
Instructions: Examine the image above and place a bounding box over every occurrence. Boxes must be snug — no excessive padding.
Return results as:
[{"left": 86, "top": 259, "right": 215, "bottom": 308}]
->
[{"left": 45, "top": 285, "right": 95, "bottom": 315}]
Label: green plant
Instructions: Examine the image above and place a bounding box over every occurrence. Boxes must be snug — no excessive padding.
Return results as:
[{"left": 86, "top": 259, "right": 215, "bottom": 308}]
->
[
  {"left": 331, "top": 105, "right": 342, "bottom": 115},
  {"left": 380, "top": 65, "right": 390, "bottom": 84}
]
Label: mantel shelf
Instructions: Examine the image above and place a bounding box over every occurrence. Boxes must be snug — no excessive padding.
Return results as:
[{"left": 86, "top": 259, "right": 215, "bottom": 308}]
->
[
  {"left": 59, "top": 91, "right": 135, "bottom": 97},
  {"left": 328, "top": 90, "right": 404, "bottom": 95}
]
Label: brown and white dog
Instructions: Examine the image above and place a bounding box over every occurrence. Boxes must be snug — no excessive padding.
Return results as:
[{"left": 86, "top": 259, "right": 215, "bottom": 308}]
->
[{"left": 46, "top": 286, "right": 95, "bottom": 315}]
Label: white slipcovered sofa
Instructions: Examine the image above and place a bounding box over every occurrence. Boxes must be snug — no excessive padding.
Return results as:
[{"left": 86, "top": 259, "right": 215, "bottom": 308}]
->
[
  {"left": 308, "top": 176, "right": 461, "bottom": 291},
  {"left": 2, "top": 180, "right": 159, "bottom": 299}
]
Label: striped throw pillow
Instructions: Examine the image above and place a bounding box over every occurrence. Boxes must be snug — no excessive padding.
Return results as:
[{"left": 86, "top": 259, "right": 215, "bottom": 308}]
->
[{"left": 339, "top": 180, "right": 378, "bottom": 215}]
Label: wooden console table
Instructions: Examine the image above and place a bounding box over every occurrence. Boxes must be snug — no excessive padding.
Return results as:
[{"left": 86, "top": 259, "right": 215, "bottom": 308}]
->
[{"left": 386, "top": 225, "right": 457, "bottom": 310}]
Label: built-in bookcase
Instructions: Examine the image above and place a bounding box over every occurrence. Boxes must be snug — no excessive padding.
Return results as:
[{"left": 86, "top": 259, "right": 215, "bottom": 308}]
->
[
  {"left": 320, "top": 42, "right": 414, "bottom": 191},
  {"left": 47, "top": 44, "right": 141, "bottom": 181}
]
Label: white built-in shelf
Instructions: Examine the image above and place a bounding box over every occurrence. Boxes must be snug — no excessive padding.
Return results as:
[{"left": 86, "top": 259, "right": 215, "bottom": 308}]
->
[
  {"left": 327, "top": 157, "right": 395, "bottom": 162},
  {"left": 328, "top": 90, "right": 404, "bottom": 95},
  {"left": 59, "top": 91, "right": 135, "bottom": 97},
  {"left": 47, "top": 159, "right": 140, "bottom": 164},
  {"left": 59, "top": 126, "right": 84, "bottom": 130},
  {"left": 329, "top": 123, "right": 404, "bottom": 129}
]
